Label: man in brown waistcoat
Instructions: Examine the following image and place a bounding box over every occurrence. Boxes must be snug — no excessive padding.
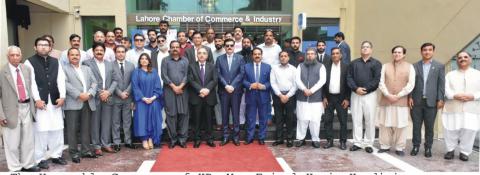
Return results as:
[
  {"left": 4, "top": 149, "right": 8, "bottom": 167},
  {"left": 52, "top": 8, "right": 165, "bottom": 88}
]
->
[{"left": 376, "top": 46, "right": 415, "bottom": 156}]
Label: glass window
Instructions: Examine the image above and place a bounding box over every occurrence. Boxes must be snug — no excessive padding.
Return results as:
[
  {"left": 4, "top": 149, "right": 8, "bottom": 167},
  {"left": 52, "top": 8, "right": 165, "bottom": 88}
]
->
[
  {"left": 82, "top": 16, "right": 116, "bottom": 49},
  {"left": 302, "top": 18, "right": 339, "bottom": 54}
]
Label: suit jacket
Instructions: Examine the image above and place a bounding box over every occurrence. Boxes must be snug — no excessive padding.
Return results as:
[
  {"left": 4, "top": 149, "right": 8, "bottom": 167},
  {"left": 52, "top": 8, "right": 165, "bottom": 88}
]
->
[
  {"left": 322, "top": 61, "right": 350, "bottom": 101},
  {"left": 216, "top": 53, "right": 245, "bottom": 95},
  {"left": 242, "top": 62, "right": 272, "bottom": 105},
  {"left": 0, "top": 64, "right": 36, "bottom": 129},
  {"left": 112, "top": 60, "right": 135, "bottom": 104},
  {"left": 410, "top": 60, "right": 445, "bottom": 107},
  {"left": 188, "top": 62, "right": 218, "bottom": 105},
  {"left": 185, "top": 46, "right": 214, "bottom": 64},
  {"left": 63, "top": 64, "right": 97, "bottom": 111},
  {"left": 338, "top": 41, "right": 351, "bottom": 64},
  {"left": 82, "top": 59, "right": 120, "bottom": 105},
  {"left": 317, "top": 53, "right": 332, "bottom": 65}
]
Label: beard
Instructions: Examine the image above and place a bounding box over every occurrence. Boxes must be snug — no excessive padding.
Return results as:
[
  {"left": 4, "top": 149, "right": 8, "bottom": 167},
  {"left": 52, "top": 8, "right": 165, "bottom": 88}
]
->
[
  {"left": 215, "top": 44, "right": 223, "bottom": 50},
  {"left": 304, "top": 59, "right": 317, "bottom": 66}
]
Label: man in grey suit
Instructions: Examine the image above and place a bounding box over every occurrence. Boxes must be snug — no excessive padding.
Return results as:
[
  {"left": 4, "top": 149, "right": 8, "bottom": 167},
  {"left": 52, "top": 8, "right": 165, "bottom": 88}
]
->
[
  {"left": 63, "top": 48, "right": 98, "bottom": 163},
  {"left": 408, "top": 43, "right": 445, "bottom": 158},
  {"left": 334, "top": 32, "right": 351, "bottom": 64},
  {"left": 185, "top": 31, "right": 214, "bottom": 64},
  {"left": 83, "top": 42, "right": 120, "bottom": 155},
  {"left": 0, "top": 46, "right": 40, "bottom": 172},
  {"left": 111, "top": 45, "right": 137, "bottom": 151}
]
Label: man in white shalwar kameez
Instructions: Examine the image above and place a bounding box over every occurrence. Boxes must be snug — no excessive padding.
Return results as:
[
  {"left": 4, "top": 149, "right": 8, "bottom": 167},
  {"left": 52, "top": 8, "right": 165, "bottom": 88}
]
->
[
  {"left": 376, "top": 46, "right": 415, "bottom": 156},
  {"left": 442, "top": 51, "right": 480, "bottom": 161},
  {"left": 25, "top": 37, "right": 67, "bottom": 169},
  {"left": 294, "top": 48, "right": 326, "bottom": 148}
]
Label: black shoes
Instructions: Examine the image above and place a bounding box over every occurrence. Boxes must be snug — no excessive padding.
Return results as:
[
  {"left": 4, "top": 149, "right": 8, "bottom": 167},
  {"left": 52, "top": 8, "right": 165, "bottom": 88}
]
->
[
  {"left": 207, "top": 141, "right": 216, "bottom": 147},
  {"left": 71, "top": 155, "right": 81, "bottom": 163},
  {"left": 459, "top": 153, "right": 469, "bottom": 161},
  {"left": 349, "top": 145, "right": 362, "bottom": 151},
  {"left": 113, "top": 144, "right": 121, "bottom": 152},
  {"left": 272, "top": 140, "right": 284, "bottom": 146},
  {"left": 21, "top": 166, "right": 40, "bottom": 172},
  {"left": 193, "top": 141, "right": 201, "bottom": 148},
  {"left": 179, "top": 141, "right": 187, "bottom": 148},
  {"left": 444, "top": 150, "right": 454, "bottom": 160},
  {"left": 233, "top": 139, "right": 241, "bottom": 146},
  {"left": 339, "top": 142, "right": 347, "bottom": 150},
  {"left": 323, "top": 139, "right": 334, "bottom": 149},
  {"left": 244, "top": 139, "right": 253, "bottom": 145},
  {"left": 378, "top": 148, "right": 390, "bottom": 153},
  {"left": 51, "top": 157, "right": 68, "bottom": 165},
  {"left": 220, "top": 138, "right": 230, "bottom": 146},
  {"left": 295, "top": 140, "right": 306, "bottom": 147},
  {"left": 37, "top": 160, "right": 49, "bottom": 169},
  {"left": 395, "top": 150, "right": 405, "bottom": 156},
  {"left": 81, "top": 151, "right": 98, "bottom": 158},
  {"left": 365, "top": 147, "right": 373, "bottom": 153},
  {"left": 312, "top": 141, "right": 320, "bottom": 148},
  {"left": 410, "top": 146, "right": 419, "bottom": 156},
  {"left": 286, "top": 140, "right": 294, "bottom": 147},
  {"left": 258, "top": 140, "right": 265, "bottom": 145},
  {"left": 125, "top": 143, "right": 137, "bottom": 149},
  {"left": 168, "top": 141, "right": 176, "bottom": 149},
  {"left": 424, "top": 148, "right": 432, "bottom": 158}
]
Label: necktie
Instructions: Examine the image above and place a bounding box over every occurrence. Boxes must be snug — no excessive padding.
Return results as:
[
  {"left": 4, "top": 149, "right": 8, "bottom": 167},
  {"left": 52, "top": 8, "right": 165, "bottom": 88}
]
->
[
  {"left": 227, "top": 56, "right": 232, "bottom": 71},
  {"left": 120, "top": 62, "right": 124, "bottom": 77},
  {"left": 16, "top": 68, "right": 27, "bottom": 102},
  {"left": 255, "top": 63, "right": 260, "bottom": 82},
  {"left": 200, "top": 63, "right": 205, "bottom": 86},
  {"left": 320, "top": 54, "right": 323, "bottom": 62}
]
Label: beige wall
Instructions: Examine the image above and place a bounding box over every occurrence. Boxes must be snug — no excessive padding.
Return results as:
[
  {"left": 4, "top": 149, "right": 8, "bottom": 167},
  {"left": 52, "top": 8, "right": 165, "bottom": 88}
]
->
[{"left": 0, "top": 1, "right": 8, "bottom": 66}]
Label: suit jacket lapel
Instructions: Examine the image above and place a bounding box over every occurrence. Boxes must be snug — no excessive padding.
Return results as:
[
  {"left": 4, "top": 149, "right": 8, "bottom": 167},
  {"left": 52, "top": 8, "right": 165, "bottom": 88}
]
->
[
  {"left": 416, "top": 61, "right": 424, "bottom": 81},
  {"left": 4, "top": 67, "right": 16, "bottom": 92}
]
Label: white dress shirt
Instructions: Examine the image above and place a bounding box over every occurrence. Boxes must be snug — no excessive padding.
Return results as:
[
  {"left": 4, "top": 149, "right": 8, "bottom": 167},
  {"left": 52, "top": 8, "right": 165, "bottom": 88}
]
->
[
  {"left": 60, "top": 49, "right": 88, "bottom": 66},
  {"left": 257, "top": 43, "right": 282, "bottom": 66},
  {"left": 8, "top": 63, "right": 30, "bottom": 99},
  {"left": 329, "top": 62, "right": 342, "bottom": 94},
  {"left": 270, "top": 63, "right": 297, "bottom": 97},
  {"left": 86, "top": 47, "right": 115, "bottom": 62},
  {"left": 125, "top": 48, "right": 151, "bottom": 68},
  {"left": 73, "top": 65, "right": 87, "bottom": 92},
  {"left": 95, "top": 59, "right": 106, "bottom": 89}
]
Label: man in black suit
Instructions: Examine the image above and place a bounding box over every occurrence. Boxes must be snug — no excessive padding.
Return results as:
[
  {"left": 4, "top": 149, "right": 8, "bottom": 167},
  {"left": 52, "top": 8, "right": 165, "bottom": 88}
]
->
[
  {"left": 286, "top": 36, "right": 305, "bottom": 67},
  {"left": 322, "top": 47, "right": 350, "bottom": 150},
  {"left": 185, "top": 31, "right": 214, "bottom": 64},
  {"left": 188, "top": 47, "right": 218, "bottom": 148},
  {"left": 316, "top": 40, "right": 331, "bottom": 65}
]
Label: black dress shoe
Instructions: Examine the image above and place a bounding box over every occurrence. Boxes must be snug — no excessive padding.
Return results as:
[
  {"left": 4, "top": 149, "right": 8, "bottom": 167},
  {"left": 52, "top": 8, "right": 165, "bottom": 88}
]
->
[
  {"left": 459, "top": 153, "right": 469, "bottom": 161},
  {"left": 244, "top": 139, "right": 253, "bottom": 145},
  {"left": 193, "top": 141, "right": 201, "bottom": 148},
  {"left": 125, "top": 143, "right": 137, "bottom": 149},
  {"left": 179, "top": 142, "right": 187, "bottom": 148},
  {"left": 258, "top": 140, "right": 265, "bottom": 145},
  {"left": 295, "top": 140, "right": 306, "bottom": 147},
  {"left": 37, "top": 160, "right": 49, "bottom": 169},
  {"left": 286, "top": 140, "right": 294, "bottom": 147},
  {"left": 410, "top": 146, "right": 419, "bottom": 156},
  {"left": 207, "top": 141, "right": 216, "bottom": 147},
  {"left": 339, "top": 142, "right": 347, "bottom": 150},
  {"left": 51, "top": 157, "right": 68, "bottom": 165},
  {"left": 272, "top": 140, "right": 284, "bottom": 146},
  {"left": 395, "top": 150, "right": 405, "bottom": 156},
  {"left": 233, "top": 139, "right": 240, "bottom": 146},
  {"left": 378, "top": 148, "right": 390, "bottom": 153},
  {"left": 21, "top": 166, "right": 41, "bottom": 172},
  {"left": 72, "top": 155, "right": 81, "bottom": 163},
  {"left": 323, "top": 139, "right": 334, "bottom": 149},
  {"left": 312, "top": 141, "right": 320, "bottom": 148},
  {"left": 350, "top": 145, "right": 362, "bottom": 151},
  {"left": 168, "top": 142, "right": 176, "bottom": 149},
  {"left": 444, "top": 150, "right": 454, "bottom": 160},
  {"left": 220, "top": 138, "right": 230, "bottom": 146},
  {"left": 424, "top": 148, "right": 432, "bottom": 158},
  {"left": 365, "top": 147, "right": 373, "bottom": 153},
  {"left": 113, "top": 144, "right": 121, "bottom": 152},
  {"left": 81, "top": 152, "right": 98, "bottom": 158}
]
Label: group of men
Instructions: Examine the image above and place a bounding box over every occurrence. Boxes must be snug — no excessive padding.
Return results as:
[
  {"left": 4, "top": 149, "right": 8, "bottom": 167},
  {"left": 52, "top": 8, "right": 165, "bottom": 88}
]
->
[{"left": 0, "top": 20, "right": 478, "bottom": 172}]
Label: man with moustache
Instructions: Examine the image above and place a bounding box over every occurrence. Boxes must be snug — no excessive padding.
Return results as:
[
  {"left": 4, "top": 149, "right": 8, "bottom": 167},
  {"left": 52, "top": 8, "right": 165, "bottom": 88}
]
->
[
  {"left": 105, "top": 31, "right": 117, "bottom": 50},
  {"left": 316, "top": 40, "right": 331, "bottom": 65},
  {"left": 294, "top": 48, "right": 327, "bottom": 148},
  {"left": 212, "top": 34, "right": 225, "bottom": 63},
  {"left": 113, "top": 27, "right": 124, "bottom": 45},
  {"left": 408, "top": 43, "right": 445, "bottom": 158},
  {"left": 270, "top": 51, "right": 297, "bottom": 147},
  {"left": 161, "top": 41, "right": 190, "bottom": 149},
  {"left": 203, "top": 28, "right": 216, "bottom": 49},
  {"left": 159, "top": 20, "right": 176, "bottom": 46},
  {"left": 145, "top": 29, "right": 159, "bottom": 52},
  {"left": 286, "top": 36, "right": 305, "bottom": 67},
  {"left": 233, "top": 26, "right": 244, "bottom": 52},
  {"left": 122, "top": 37, "right": 132, "bottom": 51},
  {"left": 185, "top": 31, "right": 214, "bottom": 64},
  {"left": 178, "top": 31, "right": 192, "bottom": 57},
  {"left": 151, "top": 35, "right": 170, "bottom": 83},
  {"left": 126, "top": 34, "right": 151, "bottom": 68},
  {"left": 25, "top": 37, "right": 67, "bottom": 168},
  {"left": 63, "top": 48, "right": 98, "bottom": 163},
  {"left": 442, "top": 51, "right": 480, "bottom": 161},
  {"left": 238, "top": 37, "right": 254, "bottom": 63},
  {"left": 83, "top": 42, "right": 120, "bottom": 156},
  {"left": 322, "top": 47, "right": 350, "bottom": 150},
  {"left": 258, "top": 30, "right": 282, "bottom": 66},
  {"left": 60, "top": 34, "right": 88, "bottom": 66},
  {"left": 334, "top": 32, "right": 351, "bottom": 64},
  {"left": 86, "top": 31, "right": 116, "bottom": 62}
]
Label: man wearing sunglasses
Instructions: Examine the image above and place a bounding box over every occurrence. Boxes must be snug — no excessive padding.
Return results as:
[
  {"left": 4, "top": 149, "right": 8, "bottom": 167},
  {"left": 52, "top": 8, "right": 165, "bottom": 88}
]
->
[{"left": 126, "top": 34, "right": 151, "bottom": 68}]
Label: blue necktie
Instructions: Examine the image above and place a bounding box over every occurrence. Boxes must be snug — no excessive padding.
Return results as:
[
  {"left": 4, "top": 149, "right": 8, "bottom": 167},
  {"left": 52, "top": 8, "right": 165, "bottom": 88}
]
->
[
  {"left": 200, "top": 63, "right": 205, "bottom": 86},
  {"left": 255, "top": 63, "right": 260, "bottom": 82}
]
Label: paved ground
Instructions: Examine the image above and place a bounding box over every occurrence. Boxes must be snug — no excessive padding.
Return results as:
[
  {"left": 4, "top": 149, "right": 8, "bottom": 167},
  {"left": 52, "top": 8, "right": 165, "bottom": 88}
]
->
[{"left": 0, "top": 139, "right": 477, "bottom": 172}]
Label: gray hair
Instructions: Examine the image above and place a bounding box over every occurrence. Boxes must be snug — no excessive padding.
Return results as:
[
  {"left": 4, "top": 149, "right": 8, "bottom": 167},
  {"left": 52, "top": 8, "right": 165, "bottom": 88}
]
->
[
  {"left": 305, "top": 47, "right": 317, "bottom": 54},
  {"left": 6, "top": 45, "right": 22, "bottom": 55}
]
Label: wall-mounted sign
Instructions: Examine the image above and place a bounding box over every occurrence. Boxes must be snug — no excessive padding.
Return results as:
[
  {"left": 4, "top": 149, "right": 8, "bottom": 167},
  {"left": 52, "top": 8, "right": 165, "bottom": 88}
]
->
[{"left": 127, "top": 13, "right": 292, "bottom": 25}]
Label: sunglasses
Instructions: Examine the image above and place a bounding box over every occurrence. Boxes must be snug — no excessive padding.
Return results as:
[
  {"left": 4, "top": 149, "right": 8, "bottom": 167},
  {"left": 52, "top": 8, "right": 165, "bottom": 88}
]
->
[
  {"left": 134, "top": 39, "right": 144, "bottom": 42},
  {"left": 225, "top": 44, "right": 234, "bottom": 48},
  {"left": 157, "top": 40, "right": 165, "bottom": 43}
]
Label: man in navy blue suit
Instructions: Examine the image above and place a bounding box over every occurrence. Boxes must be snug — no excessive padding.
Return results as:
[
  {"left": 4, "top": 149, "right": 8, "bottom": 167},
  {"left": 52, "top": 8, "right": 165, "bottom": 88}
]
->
[
  {"left": 216, "top": 39, "right": 245, "bottom": 146},
  {"left": 243, "top": 48, "right": 271, "bottom": 145}
]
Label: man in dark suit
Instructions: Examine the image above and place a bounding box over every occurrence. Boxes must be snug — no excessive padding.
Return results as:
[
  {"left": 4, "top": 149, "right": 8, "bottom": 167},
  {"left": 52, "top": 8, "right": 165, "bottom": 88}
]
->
[
  {"left": 408, "top": 43, "right": 445, "bottom": 158},
  {"left": 316, "top": 40, "right": 331, "bottom": 65},
  {"left": 111, "top": 45, "right": 137, "bottom": 151},
  {"left": 188, "top": 47, "right": 218, "bottom": 148},
  {"left": 185, "top": 31, "right": 214, "bottom": 64},
  {"left": 242, "top": 48, "right": 272, "bottom": 145},
  {"left": 216, "top": 38, "right": 245, "bottom": 146},
  {"left": 334, "top": 32, "right": 351, "bottom": 64},
  {"left": 83, "top": 42, "right": 120, "bottom": 155},
  {"left": 286, "top": 36, "right": 305, "bottom": 67},
  {"left": 322, "top": 47, "right": 350, "bottom": 150}
]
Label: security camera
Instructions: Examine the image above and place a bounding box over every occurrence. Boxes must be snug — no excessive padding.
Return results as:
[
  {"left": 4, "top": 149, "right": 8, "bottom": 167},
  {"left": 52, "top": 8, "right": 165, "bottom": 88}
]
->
[{"left": 73, "top": 6, "right": 80, "bottom": 18}]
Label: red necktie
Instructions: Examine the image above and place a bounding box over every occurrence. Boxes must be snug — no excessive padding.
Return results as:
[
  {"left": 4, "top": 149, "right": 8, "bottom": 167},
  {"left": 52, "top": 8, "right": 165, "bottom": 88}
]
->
[{"left": 16, "top": 68, "right": 27, "bottom": 102}]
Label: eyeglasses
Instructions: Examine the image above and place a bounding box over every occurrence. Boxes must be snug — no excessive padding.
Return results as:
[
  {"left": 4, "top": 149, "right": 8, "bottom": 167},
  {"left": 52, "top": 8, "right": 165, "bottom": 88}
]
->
[
  {"left": 157, "top": 40, "right": 165, "bottom": 43},
  {"left": 134, "top": 39, "right": 144, "bottom": 42},
  {"left": 225, "top": 44, "right": 234, "bottom": 48}
]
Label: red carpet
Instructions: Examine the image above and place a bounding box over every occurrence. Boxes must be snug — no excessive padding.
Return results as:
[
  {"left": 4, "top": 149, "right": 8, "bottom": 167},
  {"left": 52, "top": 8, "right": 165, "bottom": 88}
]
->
[{"left": 151, "top": 142, "right": 284, "bottom": 172}]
